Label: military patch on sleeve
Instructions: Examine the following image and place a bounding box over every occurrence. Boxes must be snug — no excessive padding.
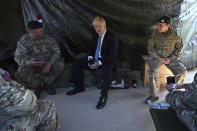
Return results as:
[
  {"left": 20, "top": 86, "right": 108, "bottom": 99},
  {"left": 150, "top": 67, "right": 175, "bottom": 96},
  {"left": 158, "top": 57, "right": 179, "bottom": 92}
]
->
[{"left": 1, "top": 72, "right": 11, "bottom": 82}]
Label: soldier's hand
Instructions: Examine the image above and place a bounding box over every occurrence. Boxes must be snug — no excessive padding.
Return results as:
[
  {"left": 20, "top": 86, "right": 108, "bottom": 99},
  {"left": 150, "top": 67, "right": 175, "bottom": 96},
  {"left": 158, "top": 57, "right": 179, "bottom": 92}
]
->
[
  {"left": 42, "top": 63, "right": 52, "bottom": 73},
  {"left": 30, "top": 60, "right": 44, "bottom": 67}
]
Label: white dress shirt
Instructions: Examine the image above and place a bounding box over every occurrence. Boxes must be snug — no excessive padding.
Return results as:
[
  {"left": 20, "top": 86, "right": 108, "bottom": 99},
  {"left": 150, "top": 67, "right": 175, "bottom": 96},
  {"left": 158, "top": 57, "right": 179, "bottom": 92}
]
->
[{"left": 88, "top": 29, "right": 107, "bottom": 66}]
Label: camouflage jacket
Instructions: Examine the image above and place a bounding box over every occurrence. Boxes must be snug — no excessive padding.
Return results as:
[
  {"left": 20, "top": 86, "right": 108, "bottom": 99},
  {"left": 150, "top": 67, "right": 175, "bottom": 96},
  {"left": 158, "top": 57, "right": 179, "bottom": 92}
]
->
[
  {"left": 166, "top": 73, "right": 197, "bottom": 131},
  {"left": 0, "top": 68, "right": 59, "bottom": 131},
  {"left": 14, "top": 33, "right": 61, "bottom": 67},
  {"left": 148, "top": 29, "right": 183, "bottom": 60},
  {"left": 0, "top": 68, "right": 37, "bottom": 130}
]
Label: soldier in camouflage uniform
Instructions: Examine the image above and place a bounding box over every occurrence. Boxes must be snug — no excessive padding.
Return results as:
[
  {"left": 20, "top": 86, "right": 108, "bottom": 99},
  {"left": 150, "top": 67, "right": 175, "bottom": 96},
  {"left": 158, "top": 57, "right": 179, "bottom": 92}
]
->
[
  {"left": 146, "top": 16, "right": 187, "bottom": 103},
  {"left": 165, "top": 72, "right": 197, "bottom": 131},
  {"left": 14, "top": 21, "right": 64, "bottom": 97},
  {"left": 0, "top": 68, "right": 59, "bottom": 131}
]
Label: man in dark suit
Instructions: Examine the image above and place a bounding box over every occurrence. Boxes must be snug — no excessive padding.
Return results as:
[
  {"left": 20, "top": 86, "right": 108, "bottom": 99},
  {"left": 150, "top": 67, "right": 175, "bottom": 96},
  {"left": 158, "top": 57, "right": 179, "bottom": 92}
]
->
[{"left": 66, "top": 16, "right": 119, "bottom": 109}]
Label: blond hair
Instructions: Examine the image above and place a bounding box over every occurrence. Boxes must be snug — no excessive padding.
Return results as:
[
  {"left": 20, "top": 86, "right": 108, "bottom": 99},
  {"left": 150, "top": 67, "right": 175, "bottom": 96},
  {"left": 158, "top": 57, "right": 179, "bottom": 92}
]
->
[{"left": 92, "top": 16, "right": 106, "bottom": 26}]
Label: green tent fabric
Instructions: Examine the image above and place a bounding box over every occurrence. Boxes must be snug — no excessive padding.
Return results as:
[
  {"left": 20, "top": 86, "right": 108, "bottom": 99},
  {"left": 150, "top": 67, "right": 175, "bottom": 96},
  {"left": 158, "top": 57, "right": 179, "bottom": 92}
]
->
[
  {"left": 149, "top": 108, "right": 189, "bottom": 131},
  {"left": 20, "top": 0, "right": 183, "bottom": 69}
]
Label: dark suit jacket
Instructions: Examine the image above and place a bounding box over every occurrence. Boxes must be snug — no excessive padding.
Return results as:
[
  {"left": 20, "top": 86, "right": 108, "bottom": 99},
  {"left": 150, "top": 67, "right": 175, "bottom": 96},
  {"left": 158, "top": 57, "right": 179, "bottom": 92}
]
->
[{"left": 88, "top": 30, "right": 119, "bottom": 65}]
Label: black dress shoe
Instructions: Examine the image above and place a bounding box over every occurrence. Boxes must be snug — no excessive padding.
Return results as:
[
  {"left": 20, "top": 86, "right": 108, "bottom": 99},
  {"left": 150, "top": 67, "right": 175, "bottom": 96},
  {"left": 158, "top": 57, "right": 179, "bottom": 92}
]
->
[
  {"left": 96, "top": 95, "right": 108, "bottom": 109},
  {"left": 66, "top": 88, "right": 85, "bottom": 95}
]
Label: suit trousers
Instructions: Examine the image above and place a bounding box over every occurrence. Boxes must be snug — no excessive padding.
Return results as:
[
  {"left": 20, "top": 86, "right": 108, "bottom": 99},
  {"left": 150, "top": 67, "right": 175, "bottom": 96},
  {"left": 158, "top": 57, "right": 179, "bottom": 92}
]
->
[{"left": 72, "top": 57, "right": 114, "bottom": 96}]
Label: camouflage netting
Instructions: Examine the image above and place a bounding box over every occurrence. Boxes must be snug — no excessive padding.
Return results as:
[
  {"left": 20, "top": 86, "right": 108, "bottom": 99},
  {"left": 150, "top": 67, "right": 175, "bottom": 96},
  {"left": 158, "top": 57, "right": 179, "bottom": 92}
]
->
[{"left": 1, "top": 0, "right": 197, "bottom": 70}]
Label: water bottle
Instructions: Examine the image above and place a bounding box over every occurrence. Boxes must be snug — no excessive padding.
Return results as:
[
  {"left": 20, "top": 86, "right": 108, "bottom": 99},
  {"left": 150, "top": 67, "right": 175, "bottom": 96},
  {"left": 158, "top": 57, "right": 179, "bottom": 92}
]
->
[
  {"left": 132, "top": 80, "right": 137, "bottom": 88},
  {"left": 121, "top": 79, "right": 124, "bottom": 88},
  {"left": 110, "top": 79, "right": 124, "bottom": 89}
]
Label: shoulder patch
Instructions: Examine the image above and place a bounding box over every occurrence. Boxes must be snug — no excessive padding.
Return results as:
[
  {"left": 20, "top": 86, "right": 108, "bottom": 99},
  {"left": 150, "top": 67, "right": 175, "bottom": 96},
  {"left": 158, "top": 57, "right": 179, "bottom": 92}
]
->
[{"left": 1, "top": 72, "right": 11, "bottom": 82}]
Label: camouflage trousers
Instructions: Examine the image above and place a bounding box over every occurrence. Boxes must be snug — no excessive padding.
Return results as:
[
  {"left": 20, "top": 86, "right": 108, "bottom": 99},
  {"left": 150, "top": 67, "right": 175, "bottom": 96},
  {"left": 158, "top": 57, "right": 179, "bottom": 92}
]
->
[
  {"left": 0, "top": 100, "right": 59, "bottom": 131},
  {"left": 16, "top": 58, "right": 64, "bottom": 89},
  {"left": 147, "top": 57, "right": 187, "bottom": 97}
]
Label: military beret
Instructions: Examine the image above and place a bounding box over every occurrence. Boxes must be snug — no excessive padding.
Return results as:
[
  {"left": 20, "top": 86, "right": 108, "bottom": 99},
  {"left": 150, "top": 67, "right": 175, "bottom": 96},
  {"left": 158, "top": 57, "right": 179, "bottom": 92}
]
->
[
  {"left": 27, "top": 21, "right": 43, "bottom": 29},
  {"left": 158, "top": 16, "right": 171, "bottom": 24}
]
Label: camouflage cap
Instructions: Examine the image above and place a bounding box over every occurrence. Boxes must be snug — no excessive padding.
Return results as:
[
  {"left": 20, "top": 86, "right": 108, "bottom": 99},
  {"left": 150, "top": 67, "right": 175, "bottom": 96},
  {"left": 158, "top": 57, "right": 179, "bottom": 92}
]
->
[
  {"left": 158, "top": 16, "right": 171, "bottom": 24},
  {"left": 27, "top": 21, "right": 43, "bottom": 29}
]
